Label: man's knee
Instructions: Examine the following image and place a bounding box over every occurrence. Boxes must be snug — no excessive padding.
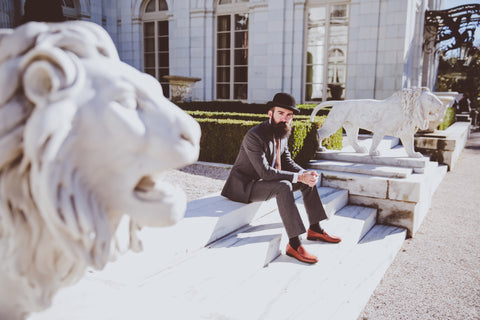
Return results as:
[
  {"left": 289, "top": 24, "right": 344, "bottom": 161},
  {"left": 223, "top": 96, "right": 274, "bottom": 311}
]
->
[{"left": 273, "top": 180, "right": 293, "bottom": 195}]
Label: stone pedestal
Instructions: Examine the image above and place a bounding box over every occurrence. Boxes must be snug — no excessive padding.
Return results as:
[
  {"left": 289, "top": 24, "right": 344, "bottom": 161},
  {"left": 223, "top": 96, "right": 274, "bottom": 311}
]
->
[
  {"left": 163, "top": 75, "right": 201, "bottom": 103},
  {"left": 414, "top": 121, "right": 470, "bottom": 171},
  {"left": 422, "top": 92, "right": 459, "bottom": 132}
]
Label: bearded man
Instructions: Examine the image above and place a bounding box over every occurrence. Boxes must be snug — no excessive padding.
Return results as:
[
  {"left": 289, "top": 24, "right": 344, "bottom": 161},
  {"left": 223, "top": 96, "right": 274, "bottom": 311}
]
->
[{"left": 221, "top": 93, "right": 341, "bottom": 264}]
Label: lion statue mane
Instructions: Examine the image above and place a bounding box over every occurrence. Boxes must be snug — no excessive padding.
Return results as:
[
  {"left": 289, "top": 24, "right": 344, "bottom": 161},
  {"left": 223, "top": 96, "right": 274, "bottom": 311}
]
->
[
  {"left": 309, "top": 87, "right": 446, "bottom": 158},
  {"left": 0, "top": 21, "right": 200, "bottom": 320}
]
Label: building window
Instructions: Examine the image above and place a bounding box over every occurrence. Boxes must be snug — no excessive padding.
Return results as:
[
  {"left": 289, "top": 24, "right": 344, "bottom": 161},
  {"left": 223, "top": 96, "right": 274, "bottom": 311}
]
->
[
  {"left": 61, "top": 0, "right": 78, "bottom": 20},
  {"left": 142, "top": 0, "right": 170, "bottom": 97},
  {"left": 216, "top": 13, "right": 248, "bottom": 100},
  {"left": 218, "top": 0, "right": 249, "bottom": 3},
  {"left": 145, "top": 0, "right": 168, "bottom": 12},
  {"left": 62, "top": 0, "right": 74, "bottom": 8},
  {"left": 305, "top": 3, "right": 349, "bottom": 101}
]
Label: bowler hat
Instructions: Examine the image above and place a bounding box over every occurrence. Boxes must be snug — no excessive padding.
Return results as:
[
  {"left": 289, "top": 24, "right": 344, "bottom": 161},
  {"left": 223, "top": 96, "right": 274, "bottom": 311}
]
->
[{"left": 266, "top": 92, "right": 300, "bottom": 114}]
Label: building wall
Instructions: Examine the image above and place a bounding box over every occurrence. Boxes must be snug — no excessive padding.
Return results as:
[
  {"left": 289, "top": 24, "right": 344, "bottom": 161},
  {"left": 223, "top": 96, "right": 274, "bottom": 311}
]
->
[
  {"left": 0, "top": 0, "right": 443, "bottom": 103},
  {"left": 0, "top": 0, "right": 22, "bottom": 28}
]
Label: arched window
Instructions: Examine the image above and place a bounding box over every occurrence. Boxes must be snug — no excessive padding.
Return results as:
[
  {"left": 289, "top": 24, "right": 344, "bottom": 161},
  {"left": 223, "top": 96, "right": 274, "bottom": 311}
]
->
[
  {"left": 305, "top": 3, "right": 349, "bottom": 101},
  {"left": 216, "top": 0, "right": 249, "bottom": 100},
  {"left": 142, "top": 0, "right": 170, "bottom": 97}
]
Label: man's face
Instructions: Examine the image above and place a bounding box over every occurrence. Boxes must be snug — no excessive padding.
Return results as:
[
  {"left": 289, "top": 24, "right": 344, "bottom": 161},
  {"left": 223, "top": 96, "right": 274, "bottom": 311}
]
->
[
  {"left": 269, "top": 107, "right": 294, "bottom": 125},
  {"left": 269, "top": 107, "right": 294, "bottom": 139}
]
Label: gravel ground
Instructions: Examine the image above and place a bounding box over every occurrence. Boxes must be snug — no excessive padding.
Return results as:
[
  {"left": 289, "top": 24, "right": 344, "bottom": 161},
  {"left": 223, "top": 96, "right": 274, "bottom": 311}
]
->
[
  {"left": 166, "top": 130, "right": 480, "bottom": 320},
  {"left": 163, "top": 162, "right": 231, "bottom": 201}
]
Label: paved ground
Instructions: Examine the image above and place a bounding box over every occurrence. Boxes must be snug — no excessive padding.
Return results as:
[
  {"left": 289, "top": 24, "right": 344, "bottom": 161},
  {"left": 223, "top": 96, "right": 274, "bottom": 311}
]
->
[{"left": 358, "top": 129, "right": 480, "bottom": 320}]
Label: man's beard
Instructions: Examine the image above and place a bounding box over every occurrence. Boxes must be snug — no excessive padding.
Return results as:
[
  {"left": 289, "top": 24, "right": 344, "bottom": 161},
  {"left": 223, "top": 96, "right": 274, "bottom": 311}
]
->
[{"left": 271, "top": 118, "right": 292, "bottom": 139}]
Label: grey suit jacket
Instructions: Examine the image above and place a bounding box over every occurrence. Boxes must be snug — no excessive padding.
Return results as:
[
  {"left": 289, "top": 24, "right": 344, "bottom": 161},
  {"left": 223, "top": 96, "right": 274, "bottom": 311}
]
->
[{"left": 221, "top": 120, "right": 303, "bottom": 203}]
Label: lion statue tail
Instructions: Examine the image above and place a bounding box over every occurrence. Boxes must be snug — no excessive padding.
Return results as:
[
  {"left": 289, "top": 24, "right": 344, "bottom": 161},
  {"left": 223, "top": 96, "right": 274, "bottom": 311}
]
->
[{"left": 309, "top": 101, "right": 336, "bottom": 122}]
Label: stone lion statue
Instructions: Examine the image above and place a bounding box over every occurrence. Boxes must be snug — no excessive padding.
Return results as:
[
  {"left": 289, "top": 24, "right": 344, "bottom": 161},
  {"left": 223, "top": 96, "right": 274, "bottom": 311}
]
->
[
  {"left": 310, "top": 88, "right": 446, "bottom": 158},
  {"left": 0, "top": 21, "right": 200, "bottom": 320}
]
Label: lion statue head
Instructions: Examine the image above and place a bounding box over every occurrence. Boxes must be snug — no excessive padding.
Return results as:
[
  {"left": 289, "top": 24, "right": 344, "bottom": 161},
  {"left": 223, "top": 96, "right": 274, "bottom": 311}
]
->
[{"left": 0, "top": 21, "right": 200, "bottom": 319}]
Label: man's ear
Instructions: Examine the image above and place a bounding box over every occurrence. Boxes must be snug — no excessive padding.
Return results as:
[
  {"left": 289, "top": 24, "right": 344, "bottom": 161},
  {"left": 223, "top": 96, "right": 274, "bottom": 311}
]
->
[{"left": 268, "top": 108, "right": 274, "bottom": 119}]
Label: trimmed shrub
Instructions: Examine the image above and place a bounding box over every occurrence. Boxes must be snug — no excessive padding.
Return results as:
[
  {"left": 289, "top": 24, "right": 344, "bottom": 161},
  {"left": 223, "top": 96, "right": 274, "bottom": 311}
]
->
[
  {"left": 187, "top": 111, "right": 268, "bottom": 121},
  {"left": 187, "top": 110, "right": 318, "bottom": 122},
  {"left": 437, "top": 107, "right": 456, "bottom": 130},
  {"left": 177, "top": 101, "right": 268, "bottom": 114},
  {"left": 296, "top": 104, "right": 331, "bottom": 117},
  {"left": 179, "top": 101, "right": 330, "bottom": 117},
  {"left": 196, "top": 118, "right": 261, "bottom": 164},
  {"left": 194, "top": 116, "right": 342, "bottom": 166}
]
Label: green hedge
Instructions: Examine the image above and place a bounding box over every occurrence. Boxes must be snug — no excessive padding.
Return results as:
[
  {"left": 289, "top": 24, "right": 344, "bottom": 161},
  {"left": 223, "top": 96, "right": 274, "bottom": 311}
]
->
[
  {"left": 196, "top": 118, "right": 260, "bottom": 164},
  {"left": 177, "top": 101, "right": 268, "bottom": 114},
  {"left": 186, "top": 110, "right": 323, "bottom": 122},
  {"left": 195, "top": 116, "right": 342, "bottom": 166},
  {"left": 178, "top": 101, "right": 330, "bottom": 117},
  {"left": 296, "top": 104, "right": 331, "bottom": 116},
  {"left": 438, "top": 107, "right": 456, "bottom": 130}
]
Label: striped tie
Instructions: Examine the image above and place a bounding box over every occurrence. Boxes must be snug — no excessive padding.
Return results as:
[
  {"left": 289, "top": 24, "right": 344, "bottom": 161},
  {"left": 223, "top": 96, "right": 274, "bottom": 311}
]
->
[{"left": 275, "top": 138, "right": 281, "bottom": 170}]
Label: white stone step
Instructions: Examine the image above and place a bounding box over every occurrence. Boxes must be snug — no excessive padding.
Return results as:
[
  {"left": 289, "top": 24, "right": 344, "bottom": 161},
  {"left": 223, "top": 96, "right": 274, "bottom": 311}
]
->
[
  {"left": 309, "top": 159, "right": 413, "bottom": 178},
  {"left": 192, "top": 225, "right": 404, "bottom": 320},
  {"left": 315, "top": 147, "right": 430, "bottom": 171},
  {"left": 48, "top": 187, "right": 346, "bottom": 288},
  {"left": 317, "top": 160, "right": 446, "bottom": 237},
  {"left": 294, "top": 225, "right": 407, "bottom": 320},
  {"left": 319, "top": 167, "right": 441, "bottom": 203},
  {"left": 318, "top": 186, "right": 349, "bottom": 218},
  {"left": 177, "top": 207, "right": 383, "bottom": 320},
  {"left": 415, "top": 122, "right": 470, "bottom": 171},
  {"left": 84, "top": 193, "right": 279, "bottom": 285},
  {"left": 340, "top": 134, "right": 400, "bottom": 152},
  {"left": 28, "top": 189, "right": 365, "bottom": 320}
]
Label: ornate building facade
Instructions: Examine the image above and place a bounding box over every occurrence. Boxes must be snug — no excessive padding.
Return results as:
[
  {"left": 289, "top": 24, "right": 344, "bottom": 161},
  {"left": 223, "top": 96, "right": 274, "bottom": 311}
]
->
[{"left": 0, "top": 0, "right": 443, "bottom": 103}]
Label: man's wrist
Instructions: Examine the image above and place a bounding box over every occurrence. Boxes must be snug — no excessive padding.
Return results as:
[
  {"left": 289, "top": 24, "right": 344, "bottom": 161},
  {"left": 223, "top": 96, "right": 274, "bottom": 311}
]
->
[{"left": 293, "top": 173, "right": 299, "bottom": 183}]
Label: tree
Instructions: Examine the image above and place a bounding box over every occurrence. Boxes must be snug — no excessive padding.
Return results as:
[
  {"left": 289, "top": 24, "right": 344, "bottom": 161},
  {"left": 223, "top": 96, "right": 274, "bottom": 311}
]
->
[{"left": 426, "top": 4, "right": 479, "bottom": 108}]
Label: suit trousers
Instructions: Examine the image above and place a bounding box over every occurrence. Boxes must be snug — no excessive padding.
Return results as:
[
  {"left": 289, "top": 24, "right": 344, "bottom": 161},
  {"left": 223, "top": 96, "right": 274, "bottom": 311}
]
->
[{"left": 249, "top": 180, "right": 328, "bottom": 239}]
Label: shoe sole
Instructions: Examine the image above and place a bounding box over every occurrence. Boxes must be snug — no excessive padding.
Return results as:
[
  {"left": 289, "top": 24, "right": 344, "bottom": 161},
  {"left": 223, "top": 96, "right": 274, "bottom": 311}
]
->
[
  {"left": 286, "top": 252, "right": 317, "bottom": 264},
  {"left": 307, "top": 236, "right": 341, "bottom": 243}
]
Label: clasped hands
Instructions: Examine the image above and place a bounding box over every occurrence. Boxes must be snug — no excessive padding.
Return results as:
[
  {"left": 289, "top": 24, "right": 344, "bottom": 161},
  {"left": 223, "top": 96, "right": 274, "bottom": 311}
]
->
[{"left": 298, "top": 170, "right": 319, "bottom": 187}]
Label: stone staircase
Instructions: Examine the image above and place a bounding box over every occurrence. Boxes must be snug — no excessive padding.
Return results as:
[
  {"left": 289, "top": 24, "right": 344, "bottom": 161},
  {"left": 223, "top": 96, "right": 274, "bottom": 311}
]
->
[
  {"left": 308, "top": 134, "right": 448, "bottom": 237},
  {"left": 29, "top": 136, "right": 437, "bottom": 320}
]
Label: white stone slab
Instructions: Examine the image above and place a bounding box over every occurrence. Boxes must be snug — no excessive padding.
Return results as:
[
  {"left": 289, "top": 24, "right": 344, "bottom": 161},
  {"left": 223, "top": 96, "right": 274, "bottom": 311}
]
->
[
  {"left": 315, "top": 147, "right": 429, "bottom": 169},
  {"left": 298, "top": 225, "right": 407, "bottom": 320},
  {"left": 310, "top": 159, "right": 413, "bottom": 178},
  {"left": 340, "top": 134, "right": 400, "bottom": 152},
  {"left": 321, "top": 170, "right": 389, "bottom": 199},
  {"left": 76, "top": 193, "right": 281, "bottom": 286},
  {"left": 28, "top": 188, "right": 364, "bottom": 320},
  {"left": 414, "top": 122, "right": 470, "bottom": 171},
  {"left": 196, "top": 210, "right": 389, "bottom": 320}
]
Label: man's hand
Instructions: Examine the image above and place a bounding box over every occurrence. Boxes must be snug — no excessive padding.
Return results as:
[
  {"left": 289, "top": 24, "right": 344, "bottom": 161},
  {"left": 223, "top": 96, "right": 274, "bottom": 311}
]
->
[{"left": 298, "top": 170, "right": 319, "bottom": 187}]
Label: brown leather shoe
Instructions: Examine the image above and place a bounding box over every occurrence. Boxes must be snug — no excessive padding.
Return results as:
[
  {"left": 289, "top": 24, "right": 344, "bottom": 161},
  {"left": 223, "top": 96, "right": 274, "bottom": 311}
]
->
[
  {"left": 307, "top": 229, "right": 342, "bottom": 243},
  {"left": 286, "top": 244, "right": 318, "bottom": 264}
]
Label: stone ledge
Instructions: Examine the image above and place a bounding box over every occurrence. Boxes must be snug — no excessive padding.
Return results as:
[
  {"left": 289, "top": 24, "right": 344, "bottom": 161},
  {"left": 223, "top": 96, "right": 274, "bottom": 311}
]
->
[{"left": 414, "top": 121, "right": 470, "bottom": 170}]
